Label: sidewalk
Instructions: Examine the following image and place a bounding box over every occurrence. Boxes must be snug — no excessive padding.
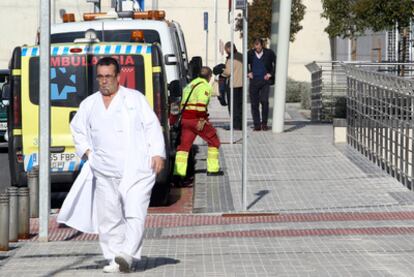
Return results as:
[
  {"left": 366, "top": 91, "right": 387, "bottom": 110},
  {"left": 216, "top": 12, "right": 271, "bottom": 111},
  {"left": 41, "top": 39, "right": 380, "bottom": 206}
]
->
[{"left": 1, "top": 100, "right": 414, "bottom": 276}]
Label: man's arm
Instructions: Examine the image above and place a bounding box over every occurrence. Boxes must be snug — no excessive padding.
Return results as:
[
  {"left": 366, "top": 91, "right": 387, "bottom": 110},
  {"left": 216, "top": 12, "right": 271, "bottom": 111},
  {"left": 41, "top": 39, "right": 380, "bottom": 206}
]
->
[
  {"left": 222, "top": 59, "right": 231, "bottom": 78},
  {"left": 139, "top": 94, "right": 166, "bottom": 174},
  {"left": 70, "top": 101, "right": 93, "bottom": 160}
]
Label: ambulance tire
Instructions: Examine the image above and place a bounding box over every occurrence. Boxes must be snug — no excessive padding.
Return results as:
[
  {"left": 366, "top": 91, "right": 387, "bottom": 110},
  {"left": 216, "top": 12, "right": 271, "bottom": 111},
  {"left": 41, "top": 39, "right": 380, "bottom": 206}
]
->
[
  {"left": 7, "top": 136, "right": 26, "bottom": 187},
  {"left": 150, "top": 155, "right": 171, "bottom": 206}
]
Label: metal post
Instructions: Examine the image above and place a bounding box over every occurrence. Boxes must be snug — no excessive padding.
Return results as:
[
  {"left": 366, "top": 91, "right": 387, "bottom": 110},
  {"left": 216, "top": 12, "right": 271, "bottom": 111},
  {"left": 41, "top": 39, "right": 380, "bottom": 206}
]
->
[
  {"left": 18, "top": 187, "right": 30, "bottom": 240},
  {"left": 87, "top": 0, "right": 101, "bottom": 12},
  {"left": 204, "top": 11, "right": 209, "bottom": 66},
  {"left": 28, "top": 166, "right": 39, "bottom": 218},
  {"left": 241, "top": 3, "right": 248, "bottom": 211},
  {"left": 214, "top": 0, "right": 218, "bottom": 67},
  {"left": 152, "top": 0, "right": 159, "bottom": 10},
  {"left": 206, "top": 30, "right": 209, "bottom": 66},
  {"left": 230, "top": 0, "right": 235, "bottom": 143},
  {"left": 270, "top": 0, "right": 280, "bottom": 53},
  {"left": 385, "top": 31, "right": 389, "bottom": 61},
  {"left": 7, "top": 187, "right": 18, "bottom": 242},
  {"left": 272, "top": 0, "right": 292, "bottom": 133},
  {"left": 39, "top": 0, "right": 51, "bottom": 242},
  {"left": 0, "top": 193, "right": 9, "bottom": 251}
]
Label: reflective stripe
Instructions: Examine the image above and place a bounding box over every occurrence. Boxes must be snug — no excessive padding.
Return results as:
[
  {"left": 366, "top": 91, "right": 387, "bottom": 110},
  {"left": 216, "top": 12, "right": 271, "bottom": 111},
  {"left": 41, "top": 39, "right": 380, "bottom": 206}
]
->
[
  {"left": 174, "top": 151, "right": 189, "bottom": 177},
  {"left": 22, "top": 44, "right": 151, "bottom": 57},
  {"left": 207, "top": 147, "right": 220, "bottom": 173},
  {"left": 184, "top": 103, "right": 207, "bottom": 107},
  {"left": 13, "top": 129, "right": 22, "bottom": 135},
  {"left": 152, "top": 66, "right": 161, "bottom": 73},
  {"left": 12, "top": 69, "right": 21, "bottom": 76},
  {"left": 183, "top": 106, "right": 207, "bottom": 112}
]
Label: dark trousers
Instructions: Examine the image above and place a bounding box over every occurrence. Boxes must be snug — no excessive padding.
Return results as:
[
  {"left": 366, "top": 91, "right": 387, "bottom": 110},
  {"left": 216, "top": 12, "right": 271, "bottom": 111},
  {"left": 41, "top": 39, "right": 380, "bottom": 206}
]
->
[
  {"left": 249, "top": 79, "right": 270, "bottom": 127},
  {"left": 226, "top": 87, "right": 243, "bottom": 129}
]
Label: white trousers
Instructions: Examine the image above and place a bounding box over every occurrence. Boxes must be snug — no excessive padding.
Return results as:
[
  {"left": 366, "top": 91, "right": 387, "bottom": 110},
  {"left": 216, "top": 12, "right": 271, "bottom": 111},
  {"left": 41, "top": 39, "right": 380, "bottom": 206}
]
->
[{"left": 94, "top": 173, "right": 153, "bottom": 260}]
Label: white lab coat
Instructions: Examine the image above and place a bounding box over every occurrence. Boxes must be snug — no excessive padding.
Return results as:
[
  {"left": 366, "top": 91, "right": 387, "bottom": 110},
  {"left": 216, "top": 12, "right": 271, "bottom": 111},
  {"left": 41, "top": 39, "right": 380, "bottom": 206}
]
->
[{"left": 58, "top": 86, "right": 165, "bottom": 255}]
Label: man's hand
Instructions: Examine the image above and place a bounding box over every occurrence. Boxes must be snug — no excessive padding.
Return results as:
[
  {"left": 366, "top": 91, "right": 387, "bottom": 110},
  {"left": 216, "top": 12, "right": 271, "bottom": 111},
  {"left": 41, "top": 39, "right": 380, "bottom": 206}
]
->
[
  {"left": 264, "top": 73, "right": 272, "bottom": 81},
  {"left": 151, "top": 156, "right": 165, "bottom": 174},
  {"left": 83, "top": 149, "right": 91, "bottom": 161},
  {"left": 247, "top": 72, "right": 253, "bottom": 79},
  {"left": 196, "top": 119, "right": 206, "bottom": 131}
]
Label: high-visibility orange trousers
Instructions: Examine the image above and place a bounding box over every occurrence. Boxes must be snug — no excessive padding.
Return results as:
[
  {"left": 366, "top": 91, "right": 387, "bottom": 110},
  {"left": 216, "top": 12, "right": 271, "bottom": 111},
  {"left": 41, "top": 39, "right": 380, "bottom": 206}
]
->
[{"left": 174, "top": 118, "right": 221, "bottom": 177}]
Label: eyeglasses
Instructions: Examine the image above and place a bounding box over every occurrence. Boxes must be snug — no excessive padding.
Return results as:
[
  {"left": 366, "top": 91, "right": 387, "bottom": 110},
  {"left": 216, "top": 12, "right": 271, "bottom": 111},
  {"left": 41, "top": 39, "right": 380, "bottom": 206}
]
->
[{"left": 96, "top": 74, "right": 117, "bottom": 81}]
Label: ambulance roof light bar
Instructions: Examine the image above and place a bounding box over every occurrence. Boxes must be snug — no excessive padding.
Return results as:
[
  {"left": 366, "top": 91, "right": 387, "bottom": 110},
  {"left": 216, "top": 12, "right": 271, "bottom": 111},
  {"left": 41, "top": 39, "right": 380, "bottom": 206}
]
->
[
  {"left": 62, "top": 13, "right": 75, "bottom": 23},
  {"left": 133, "top": 10, "right": 166, "bottom": 20},
  {"left": 81, "top": 9, "right": 166, "bottom": 21}
]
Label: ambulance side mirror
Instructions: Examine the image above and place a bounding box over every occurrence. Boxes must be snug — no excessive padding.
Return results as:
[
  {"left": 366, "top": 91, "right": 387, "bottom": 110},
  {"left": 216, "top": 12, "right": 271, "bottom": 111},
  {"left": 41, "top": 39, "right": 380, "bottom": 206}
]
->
[{"left": 1, "top": 83, "right": 10, "bottom": 106}]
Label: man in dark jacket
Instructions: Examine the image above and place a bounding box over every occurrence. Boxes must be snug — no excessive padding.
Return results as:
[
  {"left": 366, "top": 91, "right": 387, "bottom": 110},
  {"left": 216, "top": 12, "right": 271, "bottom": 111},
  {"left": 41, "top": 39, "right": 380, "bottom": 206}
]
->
[{"left": 247, "top": 38, "right": 276, "bottom": 131}]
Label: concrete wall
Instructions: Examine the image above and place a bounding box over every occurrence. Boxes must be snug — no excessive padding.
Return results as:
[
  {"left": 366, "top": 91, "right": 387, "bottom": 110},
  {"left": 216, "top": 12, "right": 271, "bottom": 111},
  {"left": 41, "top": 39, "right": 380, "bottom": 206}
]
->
[
  {"left": 0, "top": 0, "right": 331, "bottom": 83},
  {"left": 288, "top": 0, "right": 331, "bottom": 82},
  {"left": 0, "top": 0, "right": 240, "bottom": 69},
  {"left": 156, "top": 0, "right": 242, "bottom": 68}
]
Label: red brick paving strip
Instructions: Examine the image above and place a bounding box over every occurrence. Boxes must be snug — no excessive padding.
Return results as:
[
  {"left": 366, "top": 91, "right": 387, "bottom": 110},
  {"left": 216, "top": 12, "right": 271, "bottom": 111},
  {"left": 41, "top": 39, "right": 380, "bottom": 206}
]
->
[
  {"left": 26, "top": 211, "right": 414, "bottom": 241},
  {"left": 162, "top": 227, "right": 414, "bottom": 239}
]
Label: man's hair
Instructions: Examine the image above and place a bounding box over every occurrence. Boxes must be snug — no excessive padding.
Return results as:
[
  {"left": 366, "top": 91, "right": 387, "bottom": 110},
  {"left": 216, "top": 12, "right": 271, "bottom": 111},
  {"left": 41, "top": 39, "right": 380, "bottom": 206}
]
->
[
  {"left": 97, "top": 57, "right": 121, "bottom": 75},
  {"left": 253, "top": 38, "right": 264, "bottom": 46},
  {"left": 199, "top": 66, "right": 212, "bottom": 80},
  {"left": 224, "top": 41, "right": 237, "bottom": 53}
]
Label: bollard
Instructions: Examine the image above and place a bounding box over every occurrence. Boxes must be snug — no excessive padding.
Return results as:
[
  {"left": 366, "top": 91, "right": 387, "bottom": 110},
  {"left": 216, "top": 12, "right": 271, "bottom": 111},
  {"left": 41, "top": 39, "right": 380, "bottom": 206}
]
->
[
  {"left": 0, "top": 193, "right": 9, "bottom": 251},
  {"left": 18, "top": 187, "right": 30, "bottom": 240},
  {"left": 7, "top": 187, "right": 19, "bottom": 242},
  {"left": 27, "top": 166, "right": 39, "bottom": 218}
]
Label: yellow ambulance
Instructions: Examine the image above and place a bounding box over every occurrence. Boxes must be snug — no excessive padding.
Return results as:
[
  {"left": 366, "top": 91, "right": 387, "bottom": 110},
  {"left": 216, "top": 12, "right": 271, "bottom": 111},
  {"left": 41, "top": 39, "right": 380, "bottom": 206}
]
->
[{"left": 4, "top": 40, "right": 173, "bottom": 205}]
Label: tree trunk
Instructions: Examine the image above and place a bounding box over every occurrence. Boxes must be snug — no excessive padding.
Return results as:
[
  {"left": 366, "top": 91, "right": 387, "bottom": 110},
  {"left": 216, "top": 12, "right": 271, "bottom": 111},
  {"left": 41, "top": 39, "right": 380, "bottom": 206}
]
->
[{"left": 351, "top": 37, "right": 357, "bottom": 61}]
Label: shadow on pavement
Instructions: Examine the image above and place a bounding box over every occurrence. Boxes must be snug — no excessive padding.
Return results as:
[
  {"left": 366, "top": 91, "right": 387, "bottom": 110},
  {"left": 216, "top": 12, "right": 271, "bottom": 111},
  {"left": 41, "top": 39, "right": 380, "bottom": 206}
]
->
[
  {"left": 21, "top": 253, "right": 99, "bottom": 259},
  {"left": 247, "top": 189, "right": 270, "bottom": 210},
  {"left": 68, "top": 256, "right": 180, "bottom": 273},
  {"left": 132, "top": 256, "right": 180, "bottom": 272}
]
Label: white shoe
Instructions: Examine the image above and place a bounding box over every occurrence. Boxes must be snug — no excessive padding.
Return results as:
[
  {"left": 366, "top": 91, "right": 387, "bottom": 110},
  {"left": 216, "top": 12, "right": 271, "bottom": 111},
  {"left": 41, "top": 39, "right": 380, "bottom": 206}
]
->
[
  {"left": 103, "top": 261, "right": 120, "bottom": 273},
  {"left": 115, "top": 252, "right": 132, "bottom": 273}
]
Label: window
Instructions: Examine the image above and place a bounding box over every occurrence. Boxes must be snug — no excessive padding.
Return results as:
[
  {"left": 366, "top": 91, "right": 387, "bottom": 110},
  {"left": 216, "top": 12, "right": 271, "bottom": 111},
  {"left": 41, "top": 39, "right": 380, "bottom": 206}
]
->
[
  {"left": 29, "top": 54, "right": 146, "bottom": 107},
  {"left": 51, "top": 30, "right": 161, "bottom": 44}
]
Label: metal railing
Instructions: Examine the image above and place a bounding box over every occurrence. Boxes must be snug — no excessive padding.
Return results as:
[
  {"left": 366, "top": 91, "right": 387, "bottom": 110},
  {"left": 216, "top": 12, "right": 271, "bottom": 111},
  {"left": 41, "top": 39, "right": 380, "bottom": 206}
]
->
[
  {"left": 306, "top": 61, "right": 414, "bottom": 122},
  {"left": 344, "top": 64, "right": 414, "bottom": 189},
  {"left": 306, "top": 62, "right": 347, "bottom": 121}
]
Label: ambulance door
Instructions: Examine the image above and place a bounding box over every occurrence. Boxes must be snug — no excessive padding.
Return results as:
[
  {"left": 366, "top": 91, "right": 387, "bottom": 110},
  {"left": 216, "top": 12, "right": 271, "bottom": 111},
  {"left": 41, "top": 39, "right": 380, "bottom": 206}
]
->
[{"left": 23, "top": 50, "right": 88, "bottom": 174}]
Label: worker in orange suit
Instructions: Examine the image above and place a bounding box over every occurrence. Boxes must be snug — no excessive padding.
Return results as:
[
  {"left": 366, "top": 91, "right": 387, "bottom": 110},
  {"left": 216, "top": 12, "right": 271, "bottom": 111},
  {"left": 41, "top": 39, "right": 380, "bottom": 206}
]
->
[{"left": 174, "top": 66, "right": 224, "bottom": 177}]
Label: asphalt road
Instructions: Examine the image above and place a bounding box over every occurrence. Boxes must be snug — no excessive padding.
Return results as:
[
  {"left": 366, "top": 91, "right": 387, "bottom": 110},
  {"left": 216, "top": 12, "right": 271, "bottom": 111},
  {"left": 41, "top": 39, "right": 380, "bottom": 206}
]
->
[{"left": 0, "top": 142, "right": 10, "bottom": 193}]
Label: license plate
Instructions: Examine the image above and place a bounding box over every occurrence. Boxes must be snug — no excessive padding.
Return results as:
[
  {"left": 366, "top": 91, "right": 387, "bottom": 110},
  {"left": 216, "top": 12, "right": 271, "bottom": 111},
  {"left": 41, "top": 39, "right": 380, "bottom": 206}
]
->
[
  {"left": 50, "top": 153, "right": 78, "bottom": 169},
  {"left": 0, "top": 122, "right": 6, "bottom": 131}
]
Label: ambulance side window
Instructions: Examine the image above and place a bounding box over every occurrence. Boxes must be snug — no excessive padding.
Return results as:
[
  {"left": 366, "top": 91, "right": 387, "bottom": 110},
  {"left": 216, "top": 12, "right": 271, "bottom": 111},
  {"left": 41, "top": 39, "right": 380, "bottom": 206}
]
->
[{"left": 29, "top": 57, "right": 88, "bottom": 107}]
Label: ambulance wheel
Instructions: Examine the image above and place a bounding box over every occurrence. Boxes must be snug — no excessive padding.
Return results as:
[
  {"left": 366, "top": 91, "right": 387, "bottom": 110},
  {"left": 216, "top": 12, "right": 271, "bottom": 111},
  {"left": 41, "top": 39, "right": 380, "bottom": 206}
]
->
[{"left": 150, "top": 157, "right": 171, "bottom": 206}]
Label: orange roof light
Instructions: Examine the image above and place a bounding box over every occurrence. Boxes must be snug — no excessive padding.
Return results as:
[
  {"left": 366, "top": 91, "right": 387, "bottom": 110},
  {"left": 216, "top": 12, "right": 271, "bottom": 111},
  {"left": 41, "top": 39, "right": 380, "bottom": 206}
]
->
[
  {"left": 63, "top": 13, "right": 75, "bottom": 23},
  {"left": 131, "top": 30, "right": 145, "bottom": 42},
  {"left": 148, "top": 10, "right": 166, "bottom": 20},
  {"left": 133, "top": 10, "right": 166, "bottom": 20},
  {"left": 83, "top": 13, "right": 107, "bottom": 21},
  {"left": 133, "top": 11, "right": 148, "bottom": 19}
]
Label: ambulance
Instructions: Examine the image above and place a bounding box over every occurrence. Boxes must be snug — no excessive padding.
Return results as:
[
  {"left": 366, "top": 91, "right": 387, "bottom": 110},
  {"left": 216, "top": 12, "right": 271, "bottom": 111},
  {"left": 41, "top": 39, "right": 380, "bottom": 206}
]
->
[
  {"left": 0, "top": 70, "right": 8, "bottom": 142},
  {"left": 3, "top": 40, "right": 172, "bottom": 205},
  {"left": 50, "top": 9, "right": 199, "bottom": 91}
]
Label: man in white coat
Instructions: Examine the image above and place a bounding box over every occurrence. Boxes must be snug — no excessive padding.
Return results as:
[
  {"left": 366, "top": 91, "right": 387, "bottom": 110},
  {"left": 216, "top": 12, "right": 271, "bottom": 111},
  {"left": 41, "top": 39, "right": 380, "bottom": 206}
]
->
[{"left": 57, "top": 57, "right": 165, "bottom": 273}]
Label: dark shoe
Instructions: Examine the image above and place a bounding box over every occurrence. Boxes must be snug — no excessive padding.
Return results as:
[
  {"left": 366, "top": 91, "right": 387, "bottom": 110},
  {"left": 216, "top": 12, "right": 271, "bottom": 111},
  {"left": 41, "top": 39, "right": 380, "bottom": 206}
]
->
[
  {"left": 207, "top": 170, "right": 224, "bottom": 176},
  {"left": 114, "top": 253, "right": 132, "bottom": 273},
  {"left": 253, "top": 126, "right": 261, "bottom": 131},
  {"left": 261, "top": 124, "right": 270, "bottom": 131}
]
